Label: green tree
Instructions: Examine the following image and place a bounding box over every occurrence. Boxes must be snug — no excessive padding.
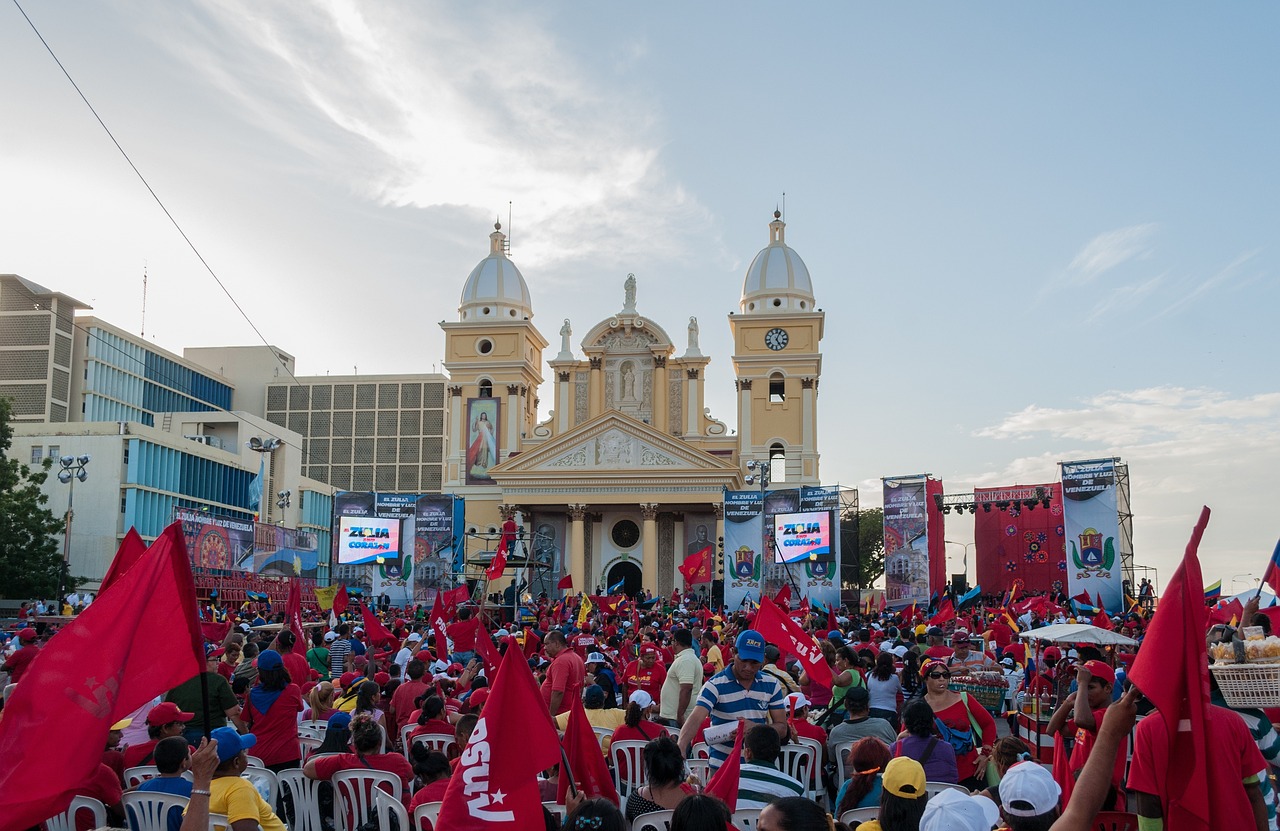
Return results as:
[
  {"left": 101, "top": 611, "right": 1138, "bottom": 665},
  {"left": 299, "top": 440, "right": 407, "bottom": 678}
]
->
[
  {"left": 841, "top": 507, "right": 885, "bottom": 588},
  {"left": 0, "top": 398, "right": 69, "bottom": 599}
]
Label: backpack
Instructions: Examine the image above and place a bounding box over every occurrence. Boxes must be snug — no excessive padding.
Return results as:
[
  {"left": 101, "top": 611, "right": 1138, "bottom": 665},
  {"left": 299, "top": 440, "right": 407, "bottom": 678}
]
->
[{"left": 933, "top": 716, "right": 975, "bottom": 758}]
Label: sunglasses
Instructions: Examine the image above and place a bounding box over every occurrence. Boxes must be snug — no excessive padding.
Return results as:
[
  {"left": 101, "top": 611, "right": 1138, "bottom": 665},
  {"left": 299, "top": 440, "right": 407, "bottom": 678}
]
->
[{"left": 927, "top": 672, "right": 951, "bottom": 679}]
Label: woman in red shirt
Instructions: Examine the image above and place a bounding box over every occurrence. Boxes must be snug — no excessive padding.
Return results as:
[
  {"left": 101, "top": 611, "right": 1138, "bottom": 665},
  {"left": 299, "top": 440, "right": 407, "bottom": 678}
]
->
[
  {"left": 610, "top": 690, "right": 664, "bottom": 781},
  {"left": 244, "top": 649, "right": 305, "bottom": 771},
  {"left": 304, "top": 714, "right": 414, "bottom": 815},
  {"left": 407, "top": 748, "right": 452, "bottom": 829},
  {"left": 407, "top": 695, "right": 455, "bottom": 745},
  {"left": 920, "top": 658, "right": 997, "bottom": 790}
]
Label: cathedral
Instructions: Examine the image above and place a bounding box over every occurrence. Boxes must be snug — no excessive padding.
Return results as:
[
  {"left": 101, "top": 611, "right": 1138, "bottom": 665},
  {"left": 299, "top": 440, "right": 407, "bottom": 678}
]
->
[{"left": 440, "top": 211, "right": 825, "bottom": 598}]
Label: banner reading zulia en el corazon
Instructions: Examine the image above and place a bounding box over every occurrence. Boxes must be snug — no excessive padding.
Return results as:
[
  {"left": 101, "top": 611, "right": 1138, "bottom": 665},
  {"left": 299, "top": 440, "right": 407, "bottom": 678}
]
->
[
  {"left": 723, "top": 486, "right": 840, "bottom": 610},
  {"left": 1059, "top": 459, "right": 1123, "bottom": 613}
]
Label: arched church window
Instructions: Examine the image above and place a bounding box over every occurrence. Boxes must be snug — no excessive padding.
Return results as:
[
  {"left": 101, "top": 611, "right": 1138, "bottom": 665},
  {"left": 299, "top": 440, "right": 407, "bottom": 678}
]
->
[
  {"left": 770, "top": 442, "right": 786, "bottom": 483},
  {"left": 769, "top": 373, "right": 785, "bottom": 403},
  {"left": 478, "top": 380, "right": 493, "bottom": 398}
]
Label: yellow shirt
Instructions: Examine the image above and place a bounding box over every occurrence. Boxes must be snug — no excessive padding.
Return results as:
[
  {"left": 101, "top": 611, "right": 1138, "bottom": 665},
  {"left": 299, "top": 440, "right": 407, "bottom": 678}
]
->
[
  {"left": 554, "top": 707, "right": 627, "bottom": 752},
  {"left": 705, "top": 644, "right": 725, "bottom": 672},
  {"left": 855, "top": 822, "right": 882, "bottom": 831},
  {"left": 209, "top": 775, "right": 287, "bottom": 831}
]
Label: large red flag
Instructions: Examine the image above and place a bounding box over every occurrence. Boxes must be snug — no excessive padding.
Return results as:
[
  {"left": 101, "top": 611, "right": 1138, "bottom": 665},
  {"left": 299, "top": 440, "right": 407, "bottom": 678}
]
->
[
  {"left": 99, "top": 527, "right": 147, "bottom": 594},
  {"left": 444, "top": 585, "right": 471, "bottom": 606},
  {"left": 486, "top": 534, "right": 509, "bottom": 581},
  {"left": 284, "top": 580, "right": 308, "bottom": 656},
  {"left": 437, "top": 637, "right": 560, "bottom": 829},
  {"left": 474, "top": 621, "right": 501, "bottom": 678},
  {"left": 428, "top": 593, "right": 451, "bottom": 662},
  {"left": 358, "top": 602, "right": 398, "bottom": 648},
  {"left": 827, "top": 606, "right": 838, "bottom": 633},
  {"left": 754, "top": 596, "right": 833, "bottom": 690},
  {"left": 1092, "top": 595, "right": 1113, "bottom": 631},
  {"left": 1128, "top": 507, "right": 1212, "bottom": 831},
  {"left": 332, "top": 584, "right": 350, "bottom": 616},
  {"left": 929, "top": 598, "right": 956, "bottom": 625},
  {"left": 557, "top": 573, "right": 573, "bottom": 591},
  {"left": 773, "top": 584, "right": 792, "bottom": 609},
  {"left": 678, "top": 549, "right": 711, "bottom": 585},
  {"left": 705, "top": 722, "right": 744, "bottom": 812},
  {"left": 0, "top": 523, "right": 204, "bottom": 831},
  {"left": 557, "top": 691, "right": 620, "bottom": 804}
]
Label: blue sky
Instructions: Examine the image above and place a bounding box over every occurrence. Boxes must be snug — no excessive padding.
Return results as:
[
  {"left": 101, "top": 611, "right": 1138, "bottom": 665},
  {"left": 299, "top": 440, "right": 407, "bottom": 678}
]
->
[{"left": 2, "top": 2, "right": 1276, "bottom": 590}]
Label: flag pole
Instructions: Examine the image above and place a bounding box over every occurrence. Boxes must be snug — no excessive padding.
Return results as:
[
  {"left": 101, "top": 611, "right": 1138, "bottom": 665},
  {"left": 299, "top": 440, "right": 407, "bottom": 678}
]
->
[
  {"left": 199, "top": 653, "right": 212, "bottom": 741},
  {"left": 559, "top": 745, "right": 579, "bottom": 798},
  {"left": 1255, "top": 540, "right": 1280, "bottom": 601}
]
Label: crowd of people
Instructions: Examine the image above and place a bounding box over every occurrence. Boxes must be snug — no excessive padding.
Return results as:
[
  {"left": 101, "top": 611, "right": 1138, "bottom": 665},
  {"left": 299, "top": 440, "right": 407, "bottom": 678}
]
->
[{"left": 1, "top": 567, "right": 1275, "bottom": 831}]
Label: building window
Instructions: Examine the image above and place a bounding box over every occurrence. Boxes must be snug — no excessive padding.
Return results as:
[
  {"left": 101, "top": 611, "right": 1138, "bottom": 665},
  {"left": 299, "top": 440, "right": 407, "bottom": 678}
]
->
[
  {"left": 478, "top": 380, "right": 493, "bottom": 398},
  {"left": 48, "top": 445, "right": 60, "bottom": 461},
  {"left": 30, "top": 447, "right": 43, "bottom": 465},
  {"left": 770, "top": 443, "right": 786, "bottom": 483},
  {"left": 611, "top": 519, "right": 641, "bottom": 549},
  {"left": 120, "top": 495, "right": 127, "bottom": 514},
  {"left": 769, "top": 374, "right": 785, "bottom": 403}
]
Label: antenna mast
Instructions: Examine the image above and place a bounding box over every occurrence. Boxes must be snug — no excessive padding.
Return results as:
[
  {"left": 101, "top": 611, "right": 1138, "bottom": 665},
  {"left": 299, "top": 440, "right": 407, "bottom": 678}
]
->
[
  {"left": 141, "top": 261, "right": 148, "bottom": 337},
  {"left": 781, "top": 192, "right": 786, "bottom": 221},
  {"left": 505, "top": 201, "right": 513, "bottom": 255}
]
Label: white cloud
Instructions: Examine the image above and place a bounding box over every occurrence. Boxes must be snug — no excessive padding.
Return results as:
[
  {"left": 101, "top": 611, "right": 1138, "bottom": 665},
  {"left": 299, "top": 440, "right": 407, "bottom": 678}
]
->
[
  {"left": 1147, "top": 249, "right": 1260, "bottom": 322},
  {"left": 1085, "top": 272, "right": 1164, "bottom": 322},
  {"left": 1067, "top": 223, "right": 1157, "bottom": 283}
]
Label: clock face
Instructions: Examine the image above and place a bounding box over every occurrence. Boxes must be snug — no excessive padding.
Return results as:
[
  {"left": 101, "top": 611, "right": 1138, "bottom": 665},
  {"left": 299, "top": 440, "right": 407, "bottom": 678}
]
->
[{"left": 764, "top": 327, "right": 789, "bottom": 351}]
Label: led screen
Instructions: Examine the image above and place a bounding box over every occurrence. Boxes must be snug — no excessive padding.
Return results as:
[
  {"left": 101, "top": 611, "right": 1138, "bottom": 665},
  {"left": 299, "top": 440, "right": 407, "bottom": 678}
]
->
[
  {"left": 773, "top": 511, "right": 832, "bottom": 563},
  {"left": 337, "top": 516, "right": 403, "bottom": 565}
]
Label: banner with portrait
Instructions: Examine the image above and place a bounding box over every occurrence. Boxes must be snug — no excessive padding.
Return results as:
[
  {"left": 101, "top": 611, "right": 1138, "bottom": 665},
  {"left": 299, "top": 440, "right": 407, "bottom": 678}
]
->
[
  {"left": 683, "top": 513, "right": 717, "bottom": 587},
  {"left": 176, "top": 507, "right": 255, "bottom": 572},
  {"left": 1060, "top": 459, "right": 1123, "bottom": 612},
  {"left": 882, "top": 477, "right": 931, "bottom": 607},
  {"left": 465, "top": 397, "right": 501, "bottom": 485}
]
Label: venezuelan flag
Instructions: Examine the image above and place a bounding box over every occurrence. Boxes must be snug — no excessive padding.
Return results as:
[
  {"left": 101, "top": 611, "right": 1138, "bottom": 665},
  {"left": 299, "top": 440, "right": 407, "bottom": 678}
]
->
[{"left": 1204, "top": 580, "right": 1222, "bottom": 602}]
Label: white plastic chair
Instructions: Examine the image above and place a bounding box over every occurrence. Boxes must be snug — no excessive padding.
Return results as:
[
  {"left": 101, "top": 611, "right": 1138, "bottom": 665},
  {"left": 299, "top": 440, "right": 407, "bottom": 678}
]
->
[
  {"left": 794, "top": 736, "right": 827, "bottom": 805},
  {"left": 691, "top": 741, "right": 710, "bottom": 759},
  {"left": 778, "top": 741, "right": 819, "bottom": 804},
  {"left": 840, "top": 806, "right": 880, "bottom": 825},
  {"left": 686, "top": 758, "right": 711, "bottom": 787},
  {"left": 208, "top": 812, "right": 230, "bottom": 831},
  {"left": 123, "top": 791, "right": 189, "bottom": 831},
  {"left": 412, "top": 801, "right": 443, "bottom": 829},
  {"left": 832, "top": 740, "right": 855, "bottom": 783},
  {"left": 300, "top": 736, "right": 322, "bottom": 759},
  {"left": 592, "top": 725, "right": 614, "bottom": 747},
  {"left": 399, "top": 723, "right": 415, "bottom": 755},
  {"left": 729, "top": 808, "right": 762, "bottom": 829},
  {"left": 245, "top": 755, "right": 266, "bottom": 768},
  {"left": 372, "top": 788, "right": 409, "bottom": 831},
  {"left": 410, "top": 733, "right": 455, "bottom": 759},
  {"left": 45, "top": 796, "right": 107, "bottom": 831},
  {"left": 332, "top": 769, "right": 402, "bottom": 831},
  {"left": 542, "top": 801, "right": 567, "bottom": 820},
  {"left": 241, "top": 766, "right": 278, "bottom": 806},
  {"left": 632, "top": 808, "right": 674, "bottom": 831},
  {"left": 299, "top": 718, "right": 330, "bottom": 733},
  {"left": 277, "top": 768, "right": 326, "bottom": 831},
  {"left": 925, "top": 780, "right": 968, "bottom": 796},
  {"left": 609, "top": 739, "right": 648, "bottom": 800},
  {"left": 124, "top": 765, "right": 162, "bottom": 788},
  {"left": 298, "top": 724, "right": 326, "bottom": 740}
]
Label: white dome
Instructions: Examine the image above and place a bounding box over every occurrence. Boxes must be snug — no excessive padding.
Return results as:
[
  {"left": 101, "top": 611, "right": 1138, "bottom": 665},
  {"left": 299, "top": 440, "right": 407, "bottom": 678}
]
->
[
  {"left": 459, "top": 222, "right": 533, "bottom": 321},
  {"left": 740, "top": 211, "right": 815, "bottom": 314}
]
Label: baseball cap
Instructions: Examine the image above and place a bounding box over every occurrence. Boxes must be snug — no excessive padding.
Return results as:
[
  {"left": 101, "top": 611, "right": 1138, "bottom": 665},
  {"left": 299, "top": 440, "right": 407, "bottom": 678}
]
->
[
  {"left": 585, "top": 651, "right": 607, "bottom": 664},
  {"left": 927, "top": 626, "right": 944, "bottom": 637},
  {"left": 468, "top": 688, "right": 490, "bottom": 709},
  {"left": 17, "top": 629, "right": 37, "bottom": 642},
  {"left": 257, "top": 649, "right": 283, "bottom": 671},
  {"left": 921, "top": 788, "right": 1001, "bottom": 831},
  {"left": 628, "top": 689, "right": 654, "bottom": 709},
  {"left": 639, "top": 644, "right": 658, "bottom": 655},
  {"left": 882, "top": 757, "right": 926, "bottom": 799},
  {"left": 324, "top": 631, "right": 338, "bottom": 642},
  {"left": 735, "top": 629, "right": 766, "bottom": 662},
  {"left": 353, "top": 627, "right": 364, "bottom": 634},
  {"left": 1000, "top": 760, "right": 1062, "bottom": 817},
  {"left": 583, "top": 685, "right": 606, "bottom": 708},
  {"left": 429, "top": 659, "right": 449, "bottom": 674},
  {"left": 210, "top": 725, "right": 257, "bottom": 764},
  {"left": 952, "top": 629, "right": 971, "bottom": 643},
  {"left": 327, "top": 711, "right": 352, "bottom": 730},
  {"left": 845, "top": 686, "right": 870, "bottom": 708},
  {"left": 406, "top": 632, "right": 422, "bottom": 643},
  {"left": 146, "top": 702, "right": 195, "bottom": 727},
  {"left": 1082, "top": 659, "right": 1115, "bottom": 685},
  {"left": 826, "top": 629, "right": 845, "bottom": 641},
  {"left": 373, "top": 671, "right": 390, "bottom": 686},
  {"left": 786, "top": 692, "right": 810, "bottom": 710},
  {"left": 338, "top": 671, "right": 359, "bottom": 689},
  {"left": 1000, "top": 656, "right": 1015, "bottom": 667}
]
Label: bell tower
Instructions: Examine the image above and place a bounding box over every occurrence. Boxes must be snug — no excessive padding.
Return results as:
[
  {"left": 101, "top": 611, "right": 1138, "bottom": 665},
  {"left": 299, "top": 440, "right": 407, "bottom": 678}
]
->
[{"left": 729, "top": 211, "right": 823, "bottom": 485}]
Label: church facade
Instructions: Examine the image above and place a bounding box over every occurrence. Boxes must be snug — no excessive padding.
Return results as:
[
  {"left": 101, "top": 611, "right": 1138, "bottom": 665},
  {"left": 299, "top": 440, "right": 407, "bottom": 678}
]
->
[{"left": 440, "top": 212, "right": 825, "bottom": 598}]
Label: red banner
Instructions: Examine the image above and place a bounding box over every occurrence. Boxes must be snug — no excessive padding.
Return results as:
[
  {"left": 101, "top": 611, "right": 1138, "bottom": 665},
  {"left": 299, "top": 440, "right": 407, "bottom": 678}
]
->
[{"left": 974, "top": 483, "right": 1066, "bottom": 597}]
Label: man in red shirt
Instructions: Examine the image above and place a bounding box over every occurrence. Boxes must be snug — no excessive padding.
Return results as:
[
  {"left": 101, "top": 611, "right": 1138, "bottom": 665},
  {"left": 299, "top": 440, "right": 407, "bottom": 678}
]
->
[
  {"left": 1046, "top": 660, "right": 1126, "bottom": 809},
  {"left": 445, "top": 607, "right": 478, "bottom": 664},
  {"left": 541, "top": 630, "right": 586, "bottom": 716},
  {"left": 389, "top": 658, "right": 431, "bottom": 737},
  {"left": 2, "top": 628, "right": 41, "bottom": 683},
  {"left": 622, "top": 644, "right": 668, "bottom": 703},
  {"left": 122, "top": 702, "right": 195, "bottom": 768},
  {"left": 923, "top": 626, "right": 953, "bottom": 660}
]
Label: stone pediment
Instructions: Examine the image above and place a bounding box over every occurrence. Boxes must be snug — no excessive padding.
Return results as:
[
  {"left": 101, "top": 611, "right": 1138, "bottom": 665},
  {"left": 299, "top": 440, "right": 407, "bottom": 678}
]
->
[{"left": 489, "top": 411, "right": 736, "bottom": 477}]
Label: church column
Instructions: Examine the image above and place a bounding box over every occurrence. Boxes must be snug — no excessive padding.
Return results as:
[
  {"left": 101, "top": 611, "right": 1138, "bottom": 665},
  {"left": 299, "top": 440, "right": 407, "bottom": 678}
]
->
[
  {"left": 801, "top": 378, "right": 816, "bottom": 481},
  {"left": 505, "top": 385, "right": 521, "bottom": 458},
  {"left": 713, "top": 503, "right": 726, "bottom": 582},
  {"left": 588, "top": 357, "right": 604, "bottom": 418},
  {"left": 641, "top": 503, "right": 659, "bottom": 592},
  {"left": 568, "top": 504, "right": 588, "bottom": 594},
  {"left": 448, "top": 386, "right": 464, "bottom": 479},
  {"left": 737, "top": 379, "right": 753, "bottom": 454},
  {"left": 652, "top": 356, "right": 668, "bottom": 433},
  {"left": 556, "top": 371, "right": 571, "bottom": 433},
  {"left": 685, "top": 369, "right": 700, "bottom": 435},
  {"left": 671, "top": 512, "right": 685, "bottom": 590}
]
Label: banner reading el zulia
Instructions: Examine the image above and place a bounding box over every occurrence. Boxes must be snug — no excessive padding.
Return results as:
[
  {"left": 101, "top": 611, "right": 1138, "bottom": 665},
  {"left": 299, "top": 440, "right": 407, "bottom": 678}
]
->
[
  {"left": 723, "top": 486, "right": 840, "bottom": 610},
  {"left": 882, "top": 476, "right": 942, "bottom": 608},
  {"left": 333, "top": 492, "right": 465, "bottom": 606},
  {"left": 1059, "top": 459, "right": 1123, "bottom": 613}
]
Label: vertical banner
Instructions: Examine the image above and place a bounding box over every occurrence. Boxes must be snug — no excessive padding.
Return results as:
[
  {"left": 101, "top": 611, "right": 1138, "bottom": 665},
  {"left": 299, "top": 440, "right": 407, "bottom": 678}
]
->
[
  {"left": 414, "top": 495, "right": 461, "bottom": 604},
  {"left": 882, "top": 477, "right": 931, "bottom": 607},
  {"left": 973, "top": 484, "right": 1065, "bottom": 597},
  {"left": 684, "top": 514, "right": 717, "bottom": 587},
  {"left": 1060, "top": 459, "right": 1123, "bottom": 612},
  {"left": 793, "top": 486, "right": 840, "bottom": 609},
  {"left": 925, "top": 478, "right": 946, "bottom": 599},
  {"left": 723, "top": 491, "right": 764, "bottom": 609},
  {"left": 465, "top": 397, "right": 501, "bottom": 484}
]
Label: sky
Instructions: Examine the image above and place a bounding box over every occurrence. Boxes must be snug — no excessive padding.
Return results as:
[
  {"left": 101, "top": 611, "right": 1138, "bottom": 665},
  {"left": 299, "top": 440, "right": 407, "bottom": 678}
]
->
[{"left": 2, "top": 1, "right": 1277, "bottom": 592}]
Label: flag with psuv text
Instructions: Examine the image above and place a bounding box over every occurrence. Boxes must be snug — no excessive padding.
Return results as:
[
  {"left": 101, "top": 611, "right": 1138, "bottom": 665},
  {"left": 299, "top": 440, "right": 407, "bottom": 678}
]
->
[
  {"left": 0, "top": 523, "right": 204, "bottom": 831},
  {"left": 754, "top": 596, "right": 833, "bottom": 689},
  {"left": 437, "top": 638, "right": 560, "bottom": 829}
]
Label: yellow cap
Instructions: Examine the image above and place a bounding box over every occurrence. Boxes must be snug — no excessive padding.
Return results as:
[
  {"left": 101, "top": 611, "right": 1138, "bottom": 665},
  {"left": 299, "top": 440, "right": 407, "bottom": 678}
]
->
[
  {"left": 110, "top": 718, "right": 133, "bottom": 731},
  {"left": 882, "top": 757, "right": 926, "bottom": 799}
]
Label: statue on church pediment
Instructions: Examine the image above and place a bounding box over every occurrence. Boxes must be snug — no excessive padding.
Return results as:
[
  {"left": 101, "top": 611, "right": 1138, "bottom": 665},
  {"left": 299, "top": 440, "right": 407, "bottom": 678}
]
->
[{"left": 623, "top": 273, "right": 637, "bottom": 312}]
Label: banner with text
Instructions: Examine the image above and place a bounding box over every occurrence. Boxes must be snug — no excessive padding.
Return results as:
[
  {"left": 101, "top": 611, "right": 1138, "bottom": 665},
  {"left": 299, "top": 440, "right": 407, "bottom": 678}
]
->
[
  {"left": 175, "top": 508, "right": 255, "bottom": 572},
  {"left": 882, "top": 477, "right": 932, "bottom": 608},
  {"left": 1060, "top": 460, "right": 1123, "bottom": 612},
  {"left": 723, "top": 487, "right": 840, "bottom": 610}
]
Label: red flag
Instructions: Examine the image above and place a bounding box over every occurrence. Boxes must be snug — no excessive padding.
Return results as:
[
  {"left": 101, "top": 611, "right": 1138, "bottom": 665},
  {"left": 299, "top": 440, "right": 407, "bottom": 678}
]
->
[
  {"left": 486, "top": 535, "right": 509, "bottom": 581},
  {"left": 556, "top": 691, "right": 620, "bottom": 804},
  {"left": 1128, "top": 507, "right": 1212, "bottom": 831},
  {"left": 437, "top": 636, "right": 560, "bottom": 829},
  {"left": 200, "top": 619, "right": 232, "bottom": 644},
  {"left": 754, "top": 596, "right": 833, "bottom": 690},
  {"left": 878, "top": 593, "right": 887, "bottom": 613},
  {"left": 826, "top": 606, "right": 838, "bottom": 633},
  {"left": 99, "top": 527, "right": 147, "bottom": 594},
  {"left": 705, "top": 722, "right": 744, "bottom": 812},
  {"left": 773, "top": 584, "right": 792, "bottom": 609},
  {"left": 358, "top": 602, "right": 398, "bottom": 648},
  {"left": 284, "top": 581, "right": 308, "bottom": 656},
  {"left": 929, "top": 598, "right": 956, "bottom": 625},
  {"left": 444, "top": 585, "right": 471, "bottom": 606},
  {"left": 475, "top": 621, "right": 501, "bottom": 678},
  {"left": 1092, "top": 595, "right": 1113, "bottom": 631},
  {"left": 0, "top": 523, "right": 203, "bottom": 831},
  {"left": 557, "top": 573, "right": 573, "bottom": 590},
  {"left": 428, "top": 594, "right": 451, "bottom": 661},
  {"left": 678, "top": 549, "right": 711, "bottom": 586},
  {"left": 798, "top": 597, "right": 810, "bottom": 621},
  {"left": 332, "top": 584, "right": 350, "bottom": 616},
  {"left": 1263, "top": 540, "right": 1280, "bottom": 596},
  {"left": 1257, "top": 605, "right": 1280, "bottom": 632}
]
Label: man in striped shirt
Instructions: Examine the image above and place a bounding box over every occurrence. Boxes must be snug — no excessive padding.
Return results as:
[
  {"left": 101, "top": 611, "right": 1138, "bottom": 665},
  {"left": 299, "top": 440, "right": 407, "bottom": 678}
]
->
[
  {"left": 736, "top": 724, "right": 806, "bottom": 809},
  {"left": 676, "top": 628, "right": 788, "bottom": 769}
]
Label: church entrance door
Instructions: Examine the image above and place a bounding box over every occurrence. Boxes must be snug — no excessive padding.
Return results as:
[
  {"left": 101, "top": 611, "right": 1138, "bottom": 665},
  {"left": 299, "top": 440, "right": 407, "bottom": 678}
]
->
[{"left": 606, "top": 561, "right": 643, "bottom": 598}]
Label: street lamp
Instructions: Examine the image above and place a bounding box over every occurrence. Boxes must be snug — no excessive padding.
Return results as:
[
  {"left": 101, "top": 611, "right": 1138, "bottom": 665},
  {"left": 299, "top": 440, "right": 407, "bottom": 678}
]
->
[
  {"left": 276, "top": 490, "right": 291, "bottom": 525},
  {"left": 57, "top": 454, "right": 91, "bottom": 603},
  {"left": 246, "top": 436, "right": 282, "bottom": 521},
  {"left": 744, "top": 459, "right": 771, "bottom": 490},
  {"left": 944, "top": 539, "right": 974, "bottom": 584}
]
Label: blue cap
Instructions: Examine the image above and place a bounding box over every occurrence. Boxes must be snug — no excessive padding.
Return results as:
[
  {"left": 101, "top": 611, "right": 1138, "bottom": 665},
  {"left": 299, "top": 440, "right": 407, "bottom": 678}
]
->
[
  {"left": 827, "top": 629, "right": 845, "bottom": 641},
  {"left": 327, "top": 711, "right": 352, "bottom": 730},
  {"left": 735, "top": 629, "right": 766, "bottom": 662},
  {"left": 210, "top": 726, "right": 257, "bottom": 764},
  {"left": 257, "top": 649, "right": 283, "bottom": 671}
]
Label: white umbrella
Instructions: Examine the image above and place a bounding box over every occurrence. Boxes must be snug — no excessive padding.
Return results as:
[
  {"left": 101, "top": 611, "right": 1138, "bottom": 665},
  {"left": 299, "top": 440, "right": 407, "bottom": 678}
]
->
[{"left": 1017, "top": 622, "right": 1139, "bottom": 646}]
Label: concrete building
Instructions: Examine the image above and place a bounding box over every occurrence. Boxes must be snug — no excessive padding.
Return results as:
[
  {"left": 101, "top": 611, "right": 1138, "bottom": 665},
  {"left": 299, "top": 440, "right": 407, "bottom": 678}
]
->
[{"left": 0, "top": 274, "right": 90, "bottom": 424}]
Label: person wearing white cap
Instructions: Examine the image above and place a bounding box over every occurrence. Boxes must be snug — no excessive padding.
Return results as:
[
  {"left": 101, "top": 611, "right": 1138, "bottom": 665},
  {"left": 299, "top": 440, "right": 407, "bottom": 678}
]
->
[
  {"left": 997, "top": 760, "right": 1062, "bottom": 827},
  {"left": 919, "top": 787, "right": 1000, "bottom": 831},
  {"left": 393, "top": 631, "right": 421, "bottom": 676}
]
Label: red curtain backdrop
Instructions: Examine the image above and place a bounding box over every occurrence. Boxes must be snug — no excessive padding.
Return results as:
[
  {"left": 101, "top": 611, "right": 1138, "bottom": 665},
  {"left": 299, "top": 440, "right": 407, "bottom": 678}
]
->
[
  {"left": 974, "top": 483, "right": 1066, "bottom": 597},
  {"left": 926, "top": 479, "right": 948, "bottom": 598}
]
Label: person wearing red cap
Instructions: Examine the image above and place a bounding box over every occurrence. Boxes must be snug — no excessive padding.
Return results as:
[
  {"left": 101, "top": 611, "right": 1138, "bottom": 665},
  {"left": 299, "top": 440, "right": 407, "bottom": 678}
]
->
[
  {"left": 1046, "top": 659, "right": 1127, "bottom": 809},
  {"left": 122, "top": 702, "right": 195, "bottom": 768},
  {"left": 622, "top": 644, "right": 668, "bottom": 705},
  {"left": 1, "top": 628, "right": 41, "bottom": 683}
]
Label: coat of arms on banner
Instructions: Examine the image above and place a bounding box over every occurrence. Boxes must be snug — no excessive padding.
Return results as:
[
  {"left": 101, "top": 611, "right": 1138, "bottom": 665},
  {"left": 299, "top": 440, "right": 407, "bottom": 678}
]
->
[
  {"left": 733, "top": 546, "right": 760, "bottom": 581},
  {"left": 805, "top": 559, "right": 830, "bottom": 580},
  {"left": 1070, "top": 527, "right": 1115, "bottom": 578}
]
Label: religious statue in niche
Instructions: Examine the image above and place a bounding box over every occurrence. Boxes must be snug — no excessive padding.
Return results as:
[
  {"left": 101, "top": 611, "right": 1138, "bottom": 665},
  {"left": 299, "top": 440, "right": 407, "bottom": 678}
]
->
[{"left": 621, "top": 361, "right": 637, "bottom": 401}]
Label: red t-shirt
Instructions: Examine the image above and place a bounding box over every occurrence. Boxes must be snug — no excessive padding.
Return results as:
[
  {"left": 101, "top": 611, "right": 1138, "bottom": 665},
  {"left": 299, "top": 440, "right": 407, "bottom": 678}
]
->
[
  {"left": 572, "top": 633, "right": 598, "bottom": 655},
  {"left": 445, "top": 619, "right": 478, "bottom": 652},
  {"left": 932, "top": 694, "right": 997, "bottom": 782},
  {"left": 925, "top": 645, "right": 954, "bottom": 660},
  {"left": 541, "top": 650, "right": 586, "bottom": 715},
  {"left": 610, "top": 721, "right": 665, "bottom": 779},
  {"left": 1127, "top": 705, "right": 1265, "bottom": 830},
  {"left": 312, "top": 752, "right": 414, "bottom": 815},
  {"left": 246, "top": 684, "right": 305, "bottom": 765},
  {"left": 123, "top": 740, "right": 161, "bottom": 769},
  {"left": 1057, "top": 707, "right": 1127, "bottom": 807},
  {"left": 2, "top": 646, "right": 40, "bottom": 683},
  {"left": 791, "top": 718, "right": 828, "bottom": 749},
  {"left": 989, "top": 622, "right": 1013, "bottom": 648},
  {"left": 391, "top": 679, "right": 430, "bottom": 735},
  {"left": 78, "top": 763, "right": 122, "bottom": 831},
  {"left": 1002, "top": 642, "right": 1027, "bottom": 665},
  {"left": 408, "top": 778, "right": 451, "bottom": 830},
  {"left": 283, "top": 652, "right": 312, "bottom": 687},
  {"left": 622, "top": 660, "right": 668, "bottom": 702}
]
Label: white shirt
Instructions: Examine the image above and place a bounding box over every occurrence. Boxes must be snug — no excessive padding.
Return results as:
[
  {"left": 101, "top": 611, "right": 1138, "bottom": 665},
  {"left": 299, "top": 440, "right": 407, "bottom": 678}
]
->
[{"left": 394, "top": 646, "right": 414, "bottom": 675}]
